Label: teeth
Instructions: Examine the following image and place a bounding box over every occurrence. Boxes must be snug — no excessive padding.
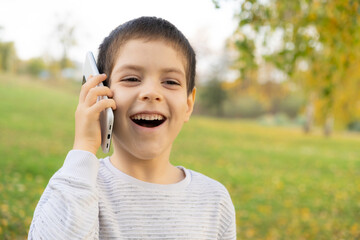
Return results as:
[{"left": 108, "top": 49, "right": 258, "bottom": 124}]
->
[{"left": 131, "top": 114, "right": 164, "bottom": 121}]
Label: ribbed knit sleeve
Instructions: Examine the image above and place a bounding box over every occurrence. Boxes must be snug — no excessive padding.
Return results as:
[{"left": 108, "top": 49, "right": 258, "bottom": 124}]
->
[
  {"left": 28, "top": 150, "right": 100, "bottom": 240},
  {"left": 220, "top": 195, "right": 237, "bottom": 240}
]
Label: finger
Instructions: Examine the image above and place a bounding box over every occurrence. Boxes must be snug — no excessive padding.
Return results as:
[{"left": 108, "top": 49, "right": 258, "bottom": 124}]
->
[
  {"left": 89, "top": 99, "right": 117, "bottom": 114},
  {"left": 84, "top": 86, "right": 114, "bottom": 107},
  {"left": 80, "top": 74, "right": 107, "bottom": 102},
  {"left": 79, "top": 74, "right": 107, "bottom": 102}
]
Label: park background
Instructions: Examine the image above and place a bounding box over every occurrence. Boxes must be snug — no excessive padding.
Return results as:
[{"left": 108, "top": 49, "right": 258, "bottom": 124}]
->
[{"left": 1, "top": 0, "right": 360, "bottom": 239}]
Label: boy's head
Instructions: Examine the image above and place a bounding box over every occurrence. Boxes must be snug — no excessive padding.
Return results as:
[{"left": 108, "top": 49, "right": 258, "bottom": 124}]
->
[{"left": 97, "top": 16, "right": 196, "bottom": 95}]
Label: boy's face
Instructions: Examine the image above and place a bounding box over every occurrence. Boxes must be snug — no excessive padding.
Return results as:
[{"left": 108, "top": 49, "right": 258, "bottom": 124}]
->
[{"left": 109, "top": 39, "right": 195, "bottom": 161}]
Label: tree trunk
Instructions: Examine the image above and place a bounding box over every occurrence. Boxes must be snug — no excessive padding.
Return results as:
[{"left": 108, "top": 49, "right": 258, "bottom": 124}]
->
[
  {"left": 323, "top": 116, "right": 334, "bottom": 137},
  {"left": 303, "top": 102, "right": 314, "bottom": 134}
]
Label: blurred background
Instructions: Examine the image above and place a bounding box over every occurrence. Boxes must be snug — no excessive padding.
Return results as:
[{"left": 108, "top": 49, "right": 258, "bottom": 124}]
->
[{"left": 0, "top": 0, "right": 359, "bottom": 239}]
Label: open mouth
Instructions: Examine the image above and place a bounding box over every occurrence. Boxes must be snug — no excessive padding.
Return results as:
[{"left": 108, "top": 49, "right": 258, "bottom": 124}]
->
[{"left": 130, "top": 113, "right": 166, "bottom": 128}]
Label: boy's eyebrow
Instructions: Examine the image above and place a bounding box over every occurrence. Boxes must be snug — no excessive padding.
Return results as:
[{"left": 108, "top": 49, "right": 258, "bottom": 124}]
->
[
  {"left": 162, "top": 67, "right": 185, "bottom": 77},
  {"left": 113, "top": 64, "right": 143, "bottom": 73},
  {"left": 113, "top": 64, "right": 185, "bottom": 77}
]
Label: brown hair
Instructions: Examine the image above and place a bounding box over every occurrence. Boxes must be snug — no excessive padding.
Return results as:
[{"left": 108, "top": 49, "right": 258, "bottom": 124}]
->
[{"left": 97, "top": 16, "right": 196, "bottom": 95}]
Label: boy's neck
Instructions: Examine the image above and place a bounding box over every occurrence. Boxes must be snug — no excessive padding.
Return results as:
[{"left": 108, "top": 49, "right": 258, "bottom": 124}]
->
[{"left": 109, "top": 148, "right": 185, "bottom": 185}]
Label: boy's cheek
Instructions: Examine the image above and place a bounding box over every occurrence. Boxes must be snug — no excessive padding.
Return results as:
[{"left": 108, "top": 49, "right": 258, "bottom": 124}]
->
[
  {"left": 112, "top": 96, "right": 131, "bottom": 118},
  {"left": 112, "top": 90, "right": 129, "bottom": 106},
  {"left": 112, "top": 103, "right": 125, "bottom": 115}
]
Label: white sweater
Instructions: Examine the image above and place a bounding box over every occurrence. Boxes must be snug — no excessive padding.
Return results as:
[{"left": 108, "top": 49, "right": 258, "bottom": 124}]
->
[{"left": 28, "top": 150, "right": 236, "bottom": 239}]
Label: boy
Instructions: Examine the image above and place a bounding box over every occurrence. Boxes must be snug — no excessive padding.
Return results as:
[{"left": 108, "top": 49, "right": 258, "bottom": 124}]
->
[{"left": 28, "top": 17, "right": 236, "bottom": 239}]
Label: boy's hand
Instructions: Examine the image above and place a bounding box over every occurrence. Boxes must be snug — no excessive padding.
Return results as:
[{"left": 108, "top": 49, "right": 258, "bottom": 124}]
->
[{"left": 73, "top": 74, "right": 116, "bottom": 155}]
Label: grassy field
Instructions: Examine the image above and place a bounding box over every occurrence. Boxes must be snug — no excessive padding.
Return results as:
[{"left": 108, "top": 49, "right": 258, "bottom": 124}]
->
[{"left": 0, "top": 73, "right": 359, "bottom": 239}]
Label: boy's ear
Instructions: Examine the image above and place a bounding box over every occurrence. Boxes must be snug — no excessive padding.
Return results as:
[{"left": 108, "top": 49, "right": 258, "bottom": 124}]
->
[{"left": 184, "top": 87, "right": 196, "bottom": 122}]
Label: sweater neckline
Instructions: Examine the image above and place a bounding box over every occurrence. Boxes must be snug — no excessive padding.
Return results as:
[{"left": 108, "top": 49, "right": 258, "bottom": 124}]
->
[{"left": 101, "top": 157, "right": 192, "bottom": 191}]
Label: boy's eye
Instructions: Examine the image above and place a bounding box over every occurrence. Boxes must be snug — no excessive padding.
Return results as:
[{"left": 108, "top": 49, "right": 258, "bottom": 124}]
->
[
  {"left": 122, "top": 77, "right": 140, "bottom": 82},
  {"left": 163, "top": 80, "right": 180, "bottom": 86}
]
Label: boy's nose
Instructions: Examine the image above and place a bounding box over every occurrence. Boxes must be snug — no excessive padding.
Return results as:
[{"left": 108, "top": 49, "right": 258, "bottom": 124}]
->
[{"left": 138, "top": 86, "right": 163, "bottom": 102}]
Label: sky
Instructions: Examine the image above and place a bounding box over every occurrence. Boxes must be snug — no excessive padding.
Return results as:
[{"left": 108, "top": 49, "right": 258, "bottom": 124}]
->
[{"left": 0, "top": 0, "right": 239, "bottom": 76}]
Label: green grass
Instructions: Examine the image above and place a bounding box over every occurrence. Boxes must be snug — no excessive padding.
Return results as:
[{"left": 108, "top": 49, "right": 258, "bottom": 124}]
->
[{"left": 1, "top": 73, "right": 359, "bottom": 239}]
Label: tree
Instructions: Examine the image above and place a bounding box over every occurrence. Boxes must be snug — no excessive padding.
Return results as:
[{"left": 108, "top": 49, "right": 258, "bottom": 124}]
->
[
  {"left": 55, "top": 19, "right": 77, "bottom": 70},
  {"left": 218, "top": 0, "right": 360, "bottom": 134},
  {"left": 25, "top": 57, "right": 47, "bottom": 76},
  {"left": 200, "top": 76, "right": 227, "bottom": 117},
  {"left": 0, "top": 41, "right": 17, "bottom": 72}
]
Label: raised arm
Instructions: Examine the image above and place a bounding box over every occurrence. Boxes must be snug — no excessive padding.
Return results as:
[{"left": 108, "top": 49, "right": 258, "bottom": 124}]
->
[{"left": 28, "top": 74, "right": 116, "bottom": 239}]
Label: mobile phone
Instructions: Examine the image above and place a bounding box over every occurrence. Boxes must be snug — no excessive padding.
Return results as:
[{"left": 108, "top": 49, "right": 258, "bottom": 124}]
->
[{"left": 83, "top": 51, "right": 114, "bottom": 153}]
